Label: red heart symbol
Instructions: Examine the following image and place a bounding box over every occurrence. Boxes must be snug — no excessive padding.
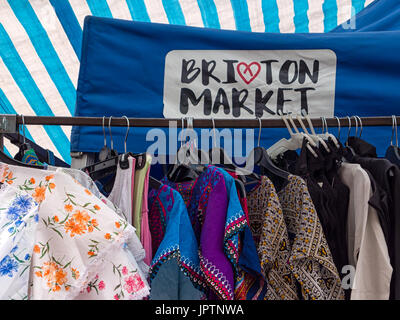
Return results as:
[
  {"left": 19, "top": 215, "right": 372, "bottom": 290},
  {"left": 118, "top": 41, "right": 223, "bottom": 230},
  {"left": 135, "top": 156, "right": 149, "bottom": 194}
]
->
[{"left": 237, "top": 62, "right": 261, "bottom": 85}]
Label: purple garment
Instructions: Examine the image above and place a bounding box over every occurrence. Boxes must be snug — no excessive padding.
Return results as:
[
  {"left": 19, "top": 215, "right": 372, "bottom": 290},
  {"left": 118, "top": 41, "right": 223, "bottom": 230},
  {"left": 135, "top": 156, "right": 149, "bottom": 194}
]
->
[{"left": 163, "top": 166, "right": 235, "bottom": 300}]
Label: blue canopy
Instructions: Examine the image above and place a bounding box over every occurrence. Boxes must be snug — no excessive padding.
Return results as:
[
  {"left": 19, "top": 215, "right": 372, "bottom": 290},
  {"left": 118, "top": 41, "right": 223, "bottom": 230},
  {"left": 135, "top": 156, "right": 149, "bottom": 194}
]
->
[
  {"left": 333, "top": 0, "right": 400, "bottom": 32},
  {"left": 72, "top": 16, "right": 400, "bottom": 157}
]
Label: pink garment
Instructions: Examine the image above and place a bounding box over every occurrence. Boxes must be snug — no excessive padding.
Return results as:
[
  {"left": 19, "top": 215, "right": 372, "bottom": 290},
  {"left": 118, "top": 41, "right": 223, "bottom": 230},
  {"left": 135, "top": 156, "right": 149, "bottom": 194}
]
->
[
  {"left": 140, "top": 165, "right": 152, "bottom": 266},
  {"left": 130, "top": 160, "right": 136, "bottom": 225}
]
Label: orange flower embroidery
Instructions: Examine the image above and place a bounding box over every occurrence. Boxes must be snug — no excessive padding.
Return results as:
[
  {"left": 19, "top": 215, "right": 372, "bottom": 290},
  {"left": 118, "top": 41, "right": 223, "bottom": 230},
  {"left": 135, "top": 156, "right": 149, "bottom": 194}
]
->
[
  {"left": 35, "top": 271, "right": 43, "bottom": 278},
  {"left": 94, "top": 204, "right": 100, "bottom": 210},
  {"left": 104, "top": 233, "right": 111, "bottom": 240},
  {"left": 88, "top": 225, "right": 94, "bottom": 233},
  {"left": 29, "top": 178, "right": 35, "bottom": 184},
  {"left": 33, "top": 245, "right": 40, "bottom": 254},
  {"left": 42, "top": 261, "right": 69, "bottom": 292},
  {"left": 64, "top": 204, "right": 73, "bottom": 212},
  {"left": 6, "top": 180, "right": 13, "bottom": 185},
  {"left": 84, "top": 189, "right": 92, "bottom": 196},
  {"left": 45, "top": 175, "right": 54, "bottom": 181},
  {"left": 55, "top": 269, "right": 67, "bottom": 286},
  {"left": 72, "top": 210, "right": 91, "bottom": 225},
  {"left": 52, "top": 285, "right": 61, "bottom": 292},
  {"left": 33, "top": 186, "right": 46, "bottom": 203},
  {"left": 115, "top": 222, "right": 120, "bottom": 229},
  {"left": 49, "top": 183, "right": 56, "bottom": 190},
  {"left": 91, "top": 219, "right": 98, "bottom": 227},
  {"left": 64, "top": 218, "right": 87, "bottom": 237},
  {"left": 53, "top": 216, "right": 59, "bottom": 223},
  {"left": 88, "top": 250, "right": 95, "bottom": 256}
]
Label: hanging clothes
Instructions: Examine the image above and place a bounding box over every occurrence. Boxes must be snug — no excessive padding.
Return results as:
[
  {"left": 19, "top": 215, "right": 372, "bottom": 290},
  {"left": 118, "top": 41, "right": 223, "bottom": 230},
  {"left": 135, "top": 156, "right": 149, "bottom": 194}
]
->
[
  {"left": 133, "top": 154, "right": 152, "bottom": 238},
  {"left": 0, "top": 163, "right": 150, "bottom": 300},
  {"left": 246, "top": 176, "right": 298, "bottom": 300},
  {"left": 140, "top": 157, "right": 152, "bottom": 266},
  {"left": 107, "top": 156, "right": 136, "bottom": 224},
  {"left": 162, "top": 165, "right": 235, "bottom": 300},
  {"left": 148, "top": 184, "right": 206, "bottom": 300},
  {"left": 351, "top": 155, "right": 400, "bottom": 299},
  {"left": 277, "top": 175, "right": 345, "bottom": 300},
  {"left": 0, "top": 185, "right": 39, "bottom": 300},
  {"left": 338, "top": 162, "right": 392, "bottom": 300},
  {"left": 275, "top": 139, "right": 350, "bottom": 281},
  {"left": 48, "top": 166, "right": 126, "bottom": 219},
  {"left": 385, "top": 145, "right": 400, "bottom": 167},
  {"left": 214, "top": 167, "right": 263, "bottom": 301}
]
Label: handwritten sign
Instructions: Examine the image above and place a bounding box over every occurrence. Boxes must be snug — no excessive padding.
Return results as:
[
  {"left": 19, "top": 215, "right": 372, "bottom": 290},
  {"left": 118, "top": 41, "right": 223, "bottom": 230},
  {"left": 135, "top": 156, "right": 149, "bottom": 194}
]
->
[{"left": 163, "top": 50, "right": 337, "bottom": 118}]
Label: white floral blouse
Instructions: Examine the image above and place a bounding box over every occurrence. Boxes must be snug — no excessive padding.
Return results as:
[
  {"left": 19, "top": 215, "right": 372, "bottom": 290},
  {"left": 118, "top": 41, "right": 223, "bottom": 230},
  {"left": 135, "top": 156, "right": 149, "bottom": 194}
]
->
[
  {"left": 0, "top": 163, "right": 150, "bottom": 300},
  {"left": 0, "top": 185, "right": 38, "bottom": 300}
]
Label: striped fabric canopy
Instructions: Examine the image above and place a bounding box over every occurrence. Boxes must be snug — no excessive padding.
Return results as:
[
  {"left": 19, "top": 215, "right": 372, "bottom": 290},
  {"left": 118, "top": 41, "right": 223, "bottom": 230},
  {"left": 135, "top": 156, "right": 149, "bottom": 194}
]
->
[{"left": 0, "top": 0, "right": 375, "bottom": 163}]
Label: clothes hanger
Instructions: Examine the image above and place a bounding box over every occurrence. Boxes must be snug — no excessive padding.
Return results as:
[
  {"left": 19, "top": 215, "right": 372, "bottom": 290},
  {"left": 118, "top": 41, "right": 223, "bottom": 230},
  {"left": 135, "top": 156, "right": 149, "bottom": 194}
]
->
[
  {"left": 298, "top": 110, "right": 331, "bottom": 153},
  {"left": 0, "top": 115, "right": 44, "bottom": 169},
  {"left": 98, "top": 116, "right": 114, "bottom": 162},
  {"left": 5, "top": 115, "right": 68, "bottom": 167},
  {"left": 267, "top": 111, "right": 304, "bottom": 160},
  {"left": 344, "top": 116, "right": 357, "bottom": 160},
  {"left": 320, "top": 116, "right": 341, "bottom": 149},
  {"left": 283, "top": 112, "right": 318, "bottom": 158},
  {"left": 208, "top": 117, "right": 238, "bottom": 168},
  {"left": 206, "top": 118, "right": 248, "bottom": 197},
  {"left": 167, "top": 117, "right": 202, "bottom": 182},
  {"left": 335, "top": 116, "right": 341, "bottom": 141},
  {"left": 13, "top": 115, "right": 32, "bottom": 159},
  {"left": 186, "top": 117, "right": 209, "bottom": 166},
  {"left": 206, "top": 117, "right": 255, "bottom": 187},
  {"left": 288, "top": 112, "right": 319, "bottom": 157},
  {"left": 386, "top": 115, "right": 400, "bottom": 162},
  {"left": 243, "top": 118, "right": 289, "bottom": 189},
  {"left": 83, "top": 116, "right": 146, "bottom": 182}
]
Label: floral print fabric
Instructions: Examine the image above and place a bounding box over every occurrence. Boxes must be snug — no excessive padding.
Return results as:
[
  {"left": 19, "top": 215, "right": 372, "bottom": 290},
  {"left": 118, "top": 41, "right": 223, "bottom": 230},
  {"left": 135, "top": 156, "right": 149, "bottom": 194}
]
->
[
  {"left": 0, "top": 163, "right": 150, "bottom": 300},
  {"left": 0, "top": 185, "right": 38, "bottom": 299}
]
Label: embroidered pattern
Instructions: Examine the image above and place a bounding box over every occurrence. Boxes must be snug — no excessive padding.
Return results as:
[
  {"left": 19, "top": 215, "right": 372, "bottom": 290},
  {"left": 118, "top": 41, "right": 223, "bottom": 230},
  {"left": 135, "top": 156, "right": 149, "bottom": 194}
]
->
[
  {"left": 247, "top": 176, "right": 298, "bottom": 300},
  {"left": 278, "top": 175, "right": 344, "bottom": 300},
  {"left": 148, "top": 184, "right": 208, "bottom": 296}
]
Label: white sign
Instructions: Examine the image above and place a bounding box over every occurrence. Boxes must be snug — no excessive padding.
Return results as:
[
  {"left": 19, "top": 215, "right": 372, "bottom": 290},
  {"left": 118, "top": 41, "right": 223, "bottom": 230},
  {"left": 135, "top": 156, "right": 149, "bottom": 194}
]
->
[{"left": 163, "top": 50, "right": 337, "bottom": 119}]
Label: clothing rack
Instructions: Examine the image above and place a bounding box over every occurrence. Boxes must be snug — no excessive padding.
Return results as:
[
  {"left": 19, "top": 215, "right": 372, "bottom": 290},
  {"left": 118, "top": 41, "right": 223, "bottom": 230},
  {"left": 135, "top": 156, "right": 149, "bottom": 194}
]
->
[{"left": 0, "top": 114, "right": 398, "bottom": 130}]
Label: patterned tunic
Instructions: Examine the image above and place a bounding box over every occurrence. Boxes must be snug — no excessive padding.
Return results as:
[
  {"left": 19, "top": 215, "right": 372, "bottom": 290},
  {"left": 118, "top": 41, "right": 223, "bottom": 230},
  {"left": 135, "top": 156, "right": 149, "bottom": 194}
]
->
[
  {"left": 247, "top": 176, "right": 298, "bottom": 300},
  {"left": 162, "top": 165, "right": 252, "bottom": 300},
  {"left": 148, "top": 184, "right": 207, "bottom": 299},
  {"left": 278, "top": 175, "right": 344, "bottom": 300}
]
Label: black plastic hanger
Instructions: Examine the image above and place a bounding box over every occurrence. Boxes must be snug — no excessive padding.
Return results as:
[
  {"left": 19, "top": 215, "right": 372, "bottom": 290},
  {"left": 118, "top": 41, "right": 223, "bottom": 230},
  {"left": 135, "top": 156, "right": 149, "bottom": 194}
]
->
[
  {"left": 149, "top": 176, "right": 163, "bottom": 190},
  {"left": 167, "top": 118, "right": 203, "bottom": 182},
  {"left": 207, "top": 118, "right": 254, "bottom": 185},
  {"left": 0, "top": 137, "right": 44, "bottom": 169},
  {"left": 385, "top": 115, "right": 400, "bottom": 164},
  {"left": 0, "top": 115, "right": 45, "bottom": 169},
  {"left": 10, "top": 114, "right": 68, "bottom": 167},
  {"left": 83, "top": 116, "right": 146, "bottom": 182},
  {"left": 243, "top": 118, "right": 289, "bottom": 189}
]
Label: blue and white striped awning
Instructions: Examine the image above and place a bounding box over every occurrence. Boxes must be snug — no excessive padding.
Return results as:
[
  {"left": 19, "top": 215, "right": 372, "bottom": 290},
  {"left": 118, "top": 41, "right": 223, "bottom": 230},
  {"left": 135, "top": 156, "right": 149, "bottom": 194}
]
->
[{"left": 0, "top": 0, "right": 375, "bottom": 163}]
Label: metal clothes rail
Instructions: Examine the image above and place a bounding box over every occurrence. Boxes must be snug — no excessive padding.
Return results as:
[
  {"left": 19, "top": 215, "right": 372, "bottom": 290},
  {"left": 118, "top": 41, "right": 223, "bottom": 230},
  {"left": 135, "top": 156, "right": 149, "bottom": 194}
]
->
[{"left": 0, "top": 114, "right": 399, "bottom": 131}]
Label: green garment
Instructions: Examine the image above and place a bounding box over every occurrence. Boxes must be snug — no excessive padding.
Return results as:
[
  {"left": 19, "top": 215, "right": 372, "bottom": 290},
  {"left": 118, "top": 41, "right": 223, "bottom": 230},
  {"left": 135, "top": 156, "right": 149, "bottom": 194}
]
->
[{"left": 132, "top": 154, "right": 152, "bottom": 238}]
